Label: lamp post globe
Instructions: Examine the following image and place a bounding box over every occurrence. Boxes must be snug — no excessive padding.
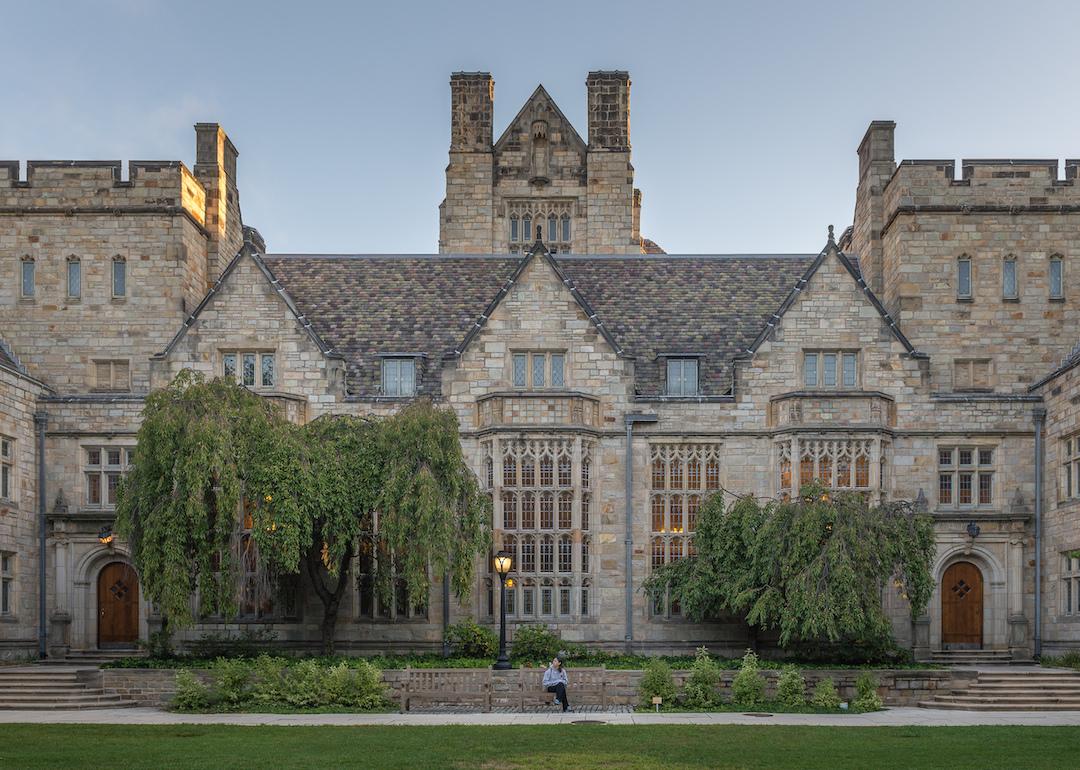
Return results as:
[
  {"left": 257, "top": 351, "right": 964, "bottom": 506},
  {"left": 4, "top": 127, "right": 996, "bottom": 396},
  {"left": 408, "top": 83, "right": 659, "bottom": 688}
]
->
[{"left": 493, "top": 550, "right": 514, "bottom": 670}]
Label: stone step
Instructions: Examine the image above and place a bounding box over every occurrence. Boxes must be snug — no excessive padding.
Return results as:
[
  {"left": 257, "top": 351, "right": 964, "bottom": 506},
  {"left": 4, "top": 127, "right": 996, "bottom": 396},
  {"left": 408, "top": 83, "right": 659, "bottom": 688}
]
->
[
  {"left": 919, "top": 700, "right": 1080, "bottom": 711},
  {"left": 930, "top": 695, "right": 1080, "bottom": 706},
  {"left": 0, "top": 684, "right": 97, "bottom": 693},
  {"left": 0, "top": 699, "right": 135, "bottom": 710},
  {"left": 0, "top": 673, "right": 88, "bottom": 682},
  {"left": 0, "top": 691, "right": 124, "bottom": 704}
]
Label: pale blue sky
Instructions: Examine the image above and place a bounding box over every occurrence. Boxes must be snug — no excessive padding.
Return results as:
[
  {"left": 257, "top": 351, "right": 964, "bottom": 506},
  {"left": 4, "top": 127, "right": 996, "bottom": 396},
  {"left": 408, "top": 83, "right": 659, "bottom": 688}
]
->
[{"left": 5, "top": 0, "right": 1078, "bottom": 254}]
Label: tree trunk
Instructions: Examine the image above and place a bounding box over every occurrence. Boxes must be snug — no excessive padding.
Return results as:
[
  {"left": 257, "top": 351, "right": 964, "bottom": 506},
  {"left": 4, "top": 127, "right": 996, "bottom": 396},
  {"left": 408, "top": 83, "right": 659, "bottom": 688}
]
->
[{"left": 306, "top": 547, "right": 353, "bottom": 656}]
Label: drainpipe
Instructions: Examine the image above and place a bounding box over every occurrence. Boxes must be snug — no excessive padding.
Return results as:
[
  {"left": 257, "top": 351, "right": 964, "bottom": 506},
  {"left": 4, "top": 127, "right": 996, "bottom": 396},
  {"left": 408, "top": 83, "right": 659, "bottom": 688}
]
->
[
  {"left": 624, "top": 413, "right": 658, "bottom": 653},
  {"left": 34, "top": 411, "right": 48, "bottom": 660},
  {"left": 1033, "top": 406, "right": 1046, "bottom": 658}
]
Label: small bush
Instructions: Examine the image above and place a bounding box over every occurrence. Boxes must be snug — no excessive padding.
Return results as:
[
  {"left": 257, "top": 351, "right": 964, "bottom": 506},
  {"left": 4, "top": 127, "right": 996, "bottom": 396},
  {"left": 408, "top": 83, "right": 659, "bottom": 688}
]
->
[
  {"left": 282, "top": 659, "right": 327, "bottom": 708},
  {"left": 186, "top": 628, "right": 278, "bottom": 659},
  {"left": 730, "top": 649, "right": 766, "bottom": 706},
  {"left": 172, "top": 670, "right": 210, "bottom": 711},
  {"left": 639, "top": 659, "right": 678, "bottom": 709},
  {"left": 250, "top": 655, "right": 287, "bottom": 704},
  {"left": 325, "top": 660, "right": 388, "bottom": 709},
  {"left": 776, "top": 665, "right": 806, "bottom": 708},
  {"left": 811, "top": 678, "right": 842, "bottom": 710},
  {"left": 445, "top": 619, "right": 498, "bottom": 658},
  {"left": 682, "top": 647, "right": 721, "bottom": 708},
  {"left": 211, "top": 657, "right": 252, "bottom": 706},
  {"left": 854, "top": 672, "right": 883, "bottom": 711}
]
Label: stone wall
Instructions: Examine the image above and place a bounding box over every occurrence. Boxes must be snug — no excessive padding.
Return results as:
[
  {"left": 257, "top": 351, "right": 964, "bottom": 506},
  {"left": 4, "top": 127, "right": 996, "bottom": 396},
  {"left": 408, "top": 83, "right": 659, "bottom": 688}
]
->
[
  {"left": 100, "top": 666, "right": 971, "bottom": 710},
  {"left": 1039, "top": 358, "right": 1080, "bottom": 654},
  {"left": 0, "top": 364, "right": 47, "bottom": 659}
]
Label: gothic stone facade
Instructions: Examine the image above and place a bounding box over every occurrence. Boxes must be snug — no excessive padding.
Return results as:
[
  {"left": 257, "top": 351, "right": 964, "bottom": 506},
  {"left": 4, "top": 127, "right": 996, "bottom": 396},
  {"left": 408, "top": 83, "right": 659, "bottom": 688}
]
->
[{"left": 1, "top": 73, "right": 1078, "bottom": 659}]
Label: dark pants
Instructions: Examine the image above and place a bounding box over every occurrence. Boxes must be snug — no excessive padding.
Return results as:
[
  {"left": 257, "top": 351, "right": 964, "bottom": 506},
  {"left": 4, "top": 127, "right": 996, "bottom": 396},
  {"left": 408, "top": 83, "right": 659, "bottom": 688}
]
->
[{"left": 546, "top": 683, "right": 569, "bottom": 711}]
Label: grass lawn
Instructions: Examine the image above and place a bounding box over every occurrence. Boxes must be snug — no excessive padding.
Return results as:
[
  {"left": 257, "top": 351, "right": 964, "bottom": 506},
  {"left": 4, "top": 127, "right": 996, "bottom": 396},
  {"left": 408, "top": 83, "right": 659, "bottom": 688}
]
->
[{"left": 0, "top": 724, "right": 1076, "bottom": 769}]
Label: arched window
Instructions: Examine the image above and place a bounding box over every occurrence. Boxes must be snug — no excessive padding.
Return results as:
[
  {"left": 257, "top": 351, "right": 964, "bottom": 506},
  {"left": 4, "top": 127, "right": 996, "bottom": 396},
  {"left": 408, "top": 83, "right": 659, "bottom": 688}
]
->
[
  {"left": 112, "top": 256, "right": 127, "bottom": 298},
  {"left": 561, "top": 214, "right": 571, "bottom": 243},
  {"left": 581, "top": 537, "right": 590, "bottom": 573},
  {"left": 20, "top": 256, "right": 35, "bottom": 298},
  {"left": 957, "top": 255, "right": 972, "bottom": 299},
  {"left": 651, "top": 495, "right": 665, "bottom": 532},
  {"left": 503, "top": 455, "right": 517, "bottom": 487},
  {"left": 521, "top": 455, "right": 535, "bottom": 487},
  {"left": 521, "top": 536, "right": 536, "bottom": 572},
  {"left": 558, "top": 535, "right": 572, "bottom": 572},
  {"left": 705, "top": 457, "right": 720, "bottom": 490},
  {"left": 539, "top": 492, "right": 554, "bottom": 529},
  {"left": 686, "top": 457, "right": 701, "bottom": 488},
  {"left": 509, "top": 215, "right": 519, "bottom": 243},
  {"left": 651, "top": 537, "right": 665, "bottom": 569},
  {"left": 687, "top": 495, "right": 701, "bottom": 532},
  {"left": 521, "top": 492, "right": 536, "bottom": 529},
  {"left": 539, "top": 536, "right": 554, "bottom": 573},
  {"left": 502, "top": 492, "right": 517, "bottom": 529},
  {"left": 558, "top": 455, "right": 572, "bottom": 487},
  {"left": 502, "top": 534, "right": 517, "bottom": 568},
  {"left": 1002, "top": 256, "right": 1018, "bottom": 300},
  {"left": 581, "top": 457, "right": 590, "bottom": 489},
  {"left": 66, "top": 256, "right": 81, "bottom": 299},
  {"left": 1050, "top": 255, "right": 1064, "bottom": 299},
  {"left": 539, "top": 455, "right": 553, "bottom": 486},
  {"left": 548, "top": 214, "right": 556, "bottom": 243},
  {"left": 581, "top": 493, "right": 590, "bottom": 531},
  {"left": 485, "top": 456, "right": 493, "bottom": 488},
  {"left": 523, "top": 214, "right": 532, "bottom": 242},
  {"left": 581, "top": 579, "right": 591, "bottom": 616},
  {"left": 669, "top": 495, "right": 683, "bottom": 534},
  {"left": 652, "top": 457, "right": 665, "bottom": 489},
  {"left": 557, "top": 492, "right": 572, "bottom": 529},
  {"left": 670, "top": 458, "right": 683, "bottom": 489}
]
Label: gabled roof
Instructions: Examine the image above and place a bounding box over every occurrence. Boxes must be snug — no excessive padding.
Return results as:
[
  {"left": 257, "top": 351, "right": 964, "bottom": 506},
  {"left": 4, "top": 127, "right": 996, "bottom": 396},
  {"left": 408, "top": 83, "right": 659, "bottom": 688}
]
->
[
  {"left": 740, "top": 228, "right": 925, "bottom": 360},
  {"left": 263, "top": 249, "right": 815, "bottom": 398},
  {"left": 0, "top": 334, "right": 52, "bottom": 391},
  {"left": 155, "top": 239, "right": 339, "bottom": 361},
  {"left": 1030, "top": 339, "right": 1080, "bottom": 391},
  {"left": 453, "top": 240, "right": 627, "bottom": 360},
  {"left": 493, "top": 84, "right": 587, "bottom": 153}
]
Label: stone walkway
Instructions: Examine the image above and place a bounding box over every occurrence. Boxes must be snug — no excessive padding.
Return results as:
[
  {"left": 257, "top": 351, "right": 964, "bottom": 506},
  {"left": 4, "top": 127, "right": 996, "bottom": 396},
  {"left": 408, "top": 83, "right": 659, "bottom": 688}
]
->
[{"left": 2, "top": 706, "right": 1080, "bottom": 727}]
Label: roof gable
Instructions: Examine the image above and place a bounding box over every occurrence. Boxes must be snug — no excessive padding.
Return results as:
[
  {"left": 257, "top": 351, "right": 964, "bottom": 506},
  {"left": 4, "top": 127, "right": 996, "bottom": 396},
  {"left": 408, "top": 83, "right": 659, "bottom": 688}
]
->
[
  {"left": 741, "top": 228, "right": 925, "bottom": 361},
  {"left": 453, "top": 240, "right": 626, "bottom": 360},
  {"left": 493, "top": 84, "right": 587, "bottom": 154},
  {"left": 155, "top": 241, "right": 338, "bottom": 362}
]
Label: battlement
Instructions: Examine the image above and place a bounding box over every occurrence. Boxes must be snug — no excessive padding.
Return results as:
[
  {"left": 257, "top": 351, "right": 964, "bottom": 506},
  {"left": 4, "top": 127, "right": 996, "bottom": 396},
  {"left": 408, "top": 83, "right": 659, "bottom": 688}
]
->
[
  {"left": 882, "top": 157, "right": 1080, "bottom": 229},
  {"left": 0, "top": 159, "right": 208, "bottom": 227}
]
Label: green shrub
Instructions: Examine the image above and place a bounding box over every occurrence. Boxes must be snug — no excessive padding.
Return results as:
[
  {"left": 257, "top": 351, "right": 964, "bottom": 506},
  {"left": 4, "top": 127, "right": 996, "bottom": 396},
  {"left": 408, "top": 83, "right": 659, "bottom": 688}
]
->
[
  {"left": 172, "top": 670, "right": 210, "bottom": 711},
  {"left": 776, "top": 665, "right": 806, "bottom": 708},
  {"left": 638, "top": 659, "right": 678, "bottom": 709},
  {"left": 509, "top": 625, "right": 586, "bottom": 663},
  {"left": 681, "top": 647, "right": 721, "bottom": 708},
  {"left": 250, "top": 655, "right": 288, "bottom": 704},
  {"left": 811, "top": 678, "right": 842, "bottom": 710},
  {"left": 325, "top": 660, "right": 388, "bottom": 709},
  {"left": 211, "top": 657, "right": 253, "bottom": 707},
  {"left": 730, "top": 649, "right": 766, "bottom": 706},
  {"left": 445, "top": 619, "right": 498, "bottom": 659},
  {"left": 282, "top": 659, "right": 327, "bottom": 708},
  {"left": 854, "top": 672, "right": 883, "bottom": 711}
]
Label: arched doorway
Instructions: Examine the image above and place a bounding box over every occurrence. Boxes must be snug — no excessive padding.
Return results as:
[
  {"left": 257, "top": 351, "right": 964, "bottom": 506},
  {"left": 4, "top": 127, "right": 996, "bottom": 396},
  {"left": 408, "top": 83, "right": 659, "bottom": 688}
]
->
[
  {"left": 97, "top": 562, "right": 139, "bottom": 648},
  {"left": 942, "top": 561, "right": 983, "bottom": 649}
]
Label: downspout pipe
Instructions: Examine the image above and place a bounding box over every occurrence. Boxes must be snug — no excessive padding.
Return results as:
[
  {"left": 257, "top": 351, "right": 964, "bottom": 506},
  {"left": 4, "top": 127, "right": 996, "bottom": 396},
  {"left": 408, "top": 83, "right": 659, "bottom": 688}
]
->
[
  {"left": 34, "top": 411, "right": 48, "bottom": 660},
  {"left": 624, "top": 413, "right": 658, "bottom": 654},
  {"left": 1033, "top": 406, "right": 1046, "bottom": 658}
]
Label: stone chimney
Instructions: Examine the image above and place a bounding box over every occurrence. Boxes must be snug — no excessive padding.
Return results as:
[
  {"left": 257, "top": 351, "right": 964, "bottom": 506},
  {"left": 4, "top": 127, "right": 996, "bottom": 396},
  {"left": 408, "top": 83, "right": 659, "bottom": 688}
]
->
[{"left": 193, "top": 123, "right": 242, "bottom": 282}]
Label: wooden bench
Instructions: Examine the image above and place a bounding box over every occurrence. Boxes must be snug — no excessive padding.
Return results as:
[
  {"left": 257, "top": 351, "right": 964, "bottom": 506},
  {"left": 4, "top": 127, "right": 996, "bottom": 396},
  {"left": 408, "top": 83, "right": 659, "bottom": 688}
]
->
[
  {"left": 403, "top": 668, "right": 492, "bottom": 712},
  {"left": 520, "top": 666, "right": 608, "bottom": 710}
]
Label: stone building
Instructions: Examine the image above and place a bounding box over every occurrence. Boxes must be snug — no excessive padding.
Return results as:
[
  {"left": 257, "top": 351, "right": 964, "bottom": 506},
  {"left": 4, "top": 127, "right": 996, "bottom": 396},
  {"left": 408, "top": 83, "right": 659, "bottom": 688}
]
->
[{"left": 1, "top": 71, "right": 1077, "bottom": 660}]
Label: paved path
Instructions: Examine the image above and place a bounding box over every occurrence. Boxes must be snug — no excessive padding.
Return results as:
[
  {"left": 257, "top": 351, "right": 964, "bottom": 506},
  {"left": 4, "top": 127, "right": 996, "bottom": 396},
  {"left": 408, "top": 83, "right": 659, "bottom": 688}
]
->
[{"left": 2, "top": 707, "right": 1080, "bottom": 727}]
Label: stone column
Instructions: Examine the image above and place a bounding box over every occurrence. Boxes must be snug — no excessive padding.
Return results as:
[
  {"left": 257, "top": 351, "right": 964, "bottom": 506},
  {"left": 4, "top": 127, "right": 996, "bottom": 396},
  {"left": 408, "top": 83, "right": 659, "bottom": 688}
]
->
[{"left": 1007, "top": 535, "right": 1030, "bottom": 658}]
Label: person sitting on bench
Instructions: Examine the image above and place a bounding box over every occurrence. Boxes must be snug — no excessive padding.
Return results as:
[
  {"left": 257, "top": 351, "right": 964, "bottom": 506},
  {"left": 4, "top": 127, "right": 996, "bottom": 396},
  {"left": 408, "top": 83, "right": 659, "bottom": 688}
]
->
[{"left": 543, "top": 653, "right": 570, "bottom": 712}]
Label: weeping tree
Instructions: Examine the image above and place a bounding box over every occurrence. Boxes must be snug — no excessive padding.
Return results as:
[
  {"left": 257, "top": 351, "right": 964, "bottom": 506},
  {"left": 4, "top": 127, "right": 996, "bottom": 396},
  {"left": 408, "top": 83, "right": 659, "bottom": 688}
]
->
[
  {"left": 115, "top": 370, "right": 310, "bottom": 635},
  {"left": 644, "top": 484, "right": 935, "bottom": 654},
  {"left": 118, "top": 370, "right": 490, "bottom": 656},
  {"left": 374, "top": 401, "right": 492, "bottom": 627},
  {"left": 299, "top": 414, "right": 382, "bottom": 654}
]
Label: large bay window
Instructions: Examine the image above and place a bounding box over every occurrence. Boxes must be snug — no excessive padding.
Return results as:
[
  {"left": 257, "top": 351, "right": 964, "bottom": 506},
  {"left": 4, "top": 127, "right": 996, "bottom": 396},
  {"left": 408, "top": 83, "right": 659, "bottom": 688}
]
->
[{"left": 776, "top": 437, "right": 884, "bottom": 497}]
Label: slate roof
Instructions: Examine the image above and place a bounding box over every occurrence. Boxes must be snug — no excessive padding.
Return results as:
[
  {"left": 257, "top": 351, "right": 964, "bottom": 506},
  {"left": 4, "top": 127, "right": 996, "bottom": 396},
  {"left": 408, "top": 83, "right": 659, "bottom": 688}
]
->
[
  {"left": 0, "top": 337, "right": 18, "bottom": 371},
  {"left": 262, "top": 252, "right": 817, "bottom": 399}
]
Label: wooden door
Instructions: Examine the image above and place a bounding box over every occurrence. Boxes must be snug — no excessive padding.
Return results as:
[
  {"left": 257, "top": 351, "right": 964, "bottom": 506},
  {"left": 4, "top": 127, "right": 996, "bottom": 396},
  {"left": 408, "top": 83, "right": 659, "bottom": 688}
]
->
[
  {"left": 942, "top": 561, "right": 983, "bottom": 649},
  {"left": 98, "top": 562, "right": 139, "bottom": 648}
]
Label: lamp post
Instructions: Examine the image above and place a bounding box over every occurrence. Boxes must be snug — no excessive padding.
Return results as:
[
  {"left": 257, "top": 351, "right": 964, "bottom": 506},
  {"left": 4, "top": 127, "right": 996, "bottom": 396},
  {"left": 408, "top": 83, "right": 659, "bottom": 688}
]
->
[{"left": 493, "top": 550, "right": 513, "bottom": 670}]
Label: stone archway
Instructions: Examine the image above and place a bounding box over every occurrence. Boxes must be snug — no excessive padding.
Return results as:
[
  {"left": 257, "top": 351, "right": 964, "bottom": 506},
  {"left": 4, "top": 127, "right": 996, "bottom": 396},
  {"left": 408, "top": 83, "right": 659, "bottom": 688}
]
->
[
  {"left": 941, "top": 561, "right": 983, "bottom": 649},
  {"left": 930, "top": 545, "right": 1008, "bottom": 653}
]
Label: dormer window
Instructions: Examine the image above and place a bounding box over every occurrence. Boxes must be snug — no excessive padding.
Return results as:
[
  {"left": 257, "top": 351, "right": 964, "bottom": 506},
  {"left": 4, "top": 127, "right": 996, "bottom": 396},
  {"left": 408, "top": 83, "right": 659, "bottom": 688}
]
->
[
  {"left": 223, "top": 351, "right": 276, "bottom": 389},
  {"left": 804, "top": 351, "right": 858, "bottom": 389},
  {"left": 382, "top": 358, "right": 416, "bottom": 396},
  {"left": 512, "top": 351, "right": 565, "bottom": 389},
  {"left": 666, "top": 358, "right": 699, "bottom": 396}
]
